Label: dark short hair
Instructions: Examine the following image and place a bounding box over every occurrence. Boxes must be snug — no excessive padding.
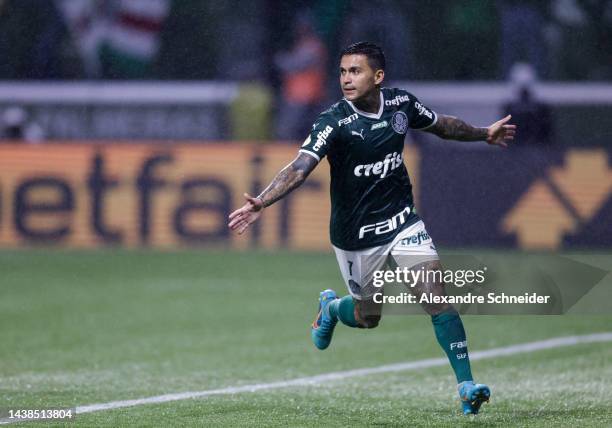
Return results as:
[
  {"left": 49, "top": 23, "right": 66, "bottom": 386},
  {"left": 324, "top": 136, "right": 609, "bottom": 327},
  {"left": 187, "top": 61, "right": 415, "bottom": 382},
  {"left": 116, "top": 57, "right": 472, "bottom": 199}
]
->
[{"left": 340, "top": 42, "right": 386, "bottom": 71}]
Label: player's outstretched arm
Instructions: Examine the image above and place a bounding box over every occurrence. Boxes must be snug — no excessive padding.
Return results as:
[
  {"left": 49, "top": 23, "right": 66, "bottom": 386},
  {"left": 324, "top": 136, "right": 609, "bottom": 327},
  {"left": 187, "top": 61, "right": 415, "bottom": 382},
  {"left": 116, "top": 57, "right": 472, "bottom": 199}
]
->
[
  {"left": 425, "top": 114, "right": 516, "bottom": 147},
  {"left": 228, "top": 152, "right": 318, "bottom": 234}
]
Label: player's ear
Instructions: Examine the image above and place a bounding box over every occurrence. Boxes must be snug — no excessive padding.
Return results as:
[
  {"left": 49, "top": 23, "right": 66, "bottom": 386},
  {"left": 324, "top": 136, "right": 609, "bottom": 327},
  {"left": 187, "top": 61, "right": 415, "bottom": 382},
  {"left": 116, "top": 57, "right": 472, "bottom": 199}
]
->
[{"left": 374, "top": 69, "right": 385, "bottom": 85}]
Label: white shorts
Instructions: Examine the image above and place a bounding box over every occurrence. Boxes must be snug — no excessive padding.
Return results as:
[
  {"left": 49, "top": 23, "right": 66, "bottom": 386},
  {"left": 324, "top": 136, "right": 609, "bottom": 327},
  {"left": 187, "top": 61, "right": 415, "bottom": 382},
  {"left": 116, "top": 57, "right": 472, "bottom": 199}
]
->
[{"left": 333, "top": 220, "right": 439, "bottom": 300}]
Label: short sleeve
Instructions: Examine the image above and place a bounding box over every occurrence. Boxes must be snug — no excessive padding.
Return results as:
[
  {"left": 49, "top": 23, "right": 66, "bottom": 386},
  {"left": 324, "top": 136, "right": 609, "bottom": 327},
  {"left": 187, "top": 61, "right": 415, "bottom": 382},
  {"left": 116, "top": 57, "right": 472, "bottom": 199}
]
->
[
  {"left": 406, "top": 93, "right": 438, "bottom": 130},
  {"left": 299, "top": 114, "right": 339, "bottom": 162}
]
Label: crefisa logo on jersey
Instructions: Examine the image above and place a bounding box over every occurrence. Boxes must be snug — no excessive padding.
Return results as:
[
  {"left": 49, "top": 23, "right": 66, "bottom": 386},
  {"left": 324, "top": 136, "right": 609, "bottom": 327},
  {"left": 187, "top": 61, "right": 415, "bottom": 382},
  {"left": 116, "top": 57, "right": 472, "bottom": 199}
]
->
[
  {"left": 414, "top": 101, "right": 433, "bottom": 119},
  {"left": 353, "top": 151, "right": 402, "bottom": 179},
  {"left": 385, "top": 94, "right": 410, "bottom": 106},
  {"left": 398, "top": 230, "right": 430, "bottom": 246},
  {"left": 313, "top": 125, "right": 333, "bottom": 151},
  {"left": 391, "top": 111, "right": 408, "bottom": 134}
]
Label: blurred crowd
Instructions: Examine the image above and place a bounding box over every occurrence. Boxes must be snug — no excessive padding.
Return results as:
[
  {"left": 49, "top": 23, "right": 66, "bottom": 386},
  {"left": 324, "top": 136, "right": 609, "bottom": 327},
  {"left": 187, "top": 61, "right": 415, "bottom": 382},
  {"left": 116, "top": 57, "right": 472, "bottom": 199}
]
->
[
  {"left": 0, "top": 0, "right": 610, "bottom": 142},
  {"left": 1, "top": 0, "right": 611, "bottom": 82}
]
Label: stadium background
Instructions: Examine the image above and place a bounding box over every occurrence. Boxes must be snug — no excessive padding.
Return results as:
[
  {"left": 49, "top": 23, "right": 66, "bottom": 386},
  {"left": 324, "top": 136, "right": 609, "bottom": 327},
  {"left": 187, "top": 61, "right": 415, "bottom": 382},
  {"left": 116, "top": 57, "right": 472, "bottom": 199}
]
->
[{"left": 1, "top": 1, "right": 611, "bottom": 426}]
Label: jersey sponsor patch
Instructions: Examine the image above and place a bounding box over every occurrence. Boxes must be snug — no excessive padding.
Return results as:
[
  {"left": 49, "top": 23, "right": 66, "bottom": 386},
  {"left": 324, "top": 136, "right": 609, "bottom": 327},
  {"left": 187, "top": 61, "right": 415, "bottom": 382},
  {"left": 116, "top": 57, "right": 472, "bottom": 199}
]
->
[
  {"left": 314, "top": 125, "right": 333, "bottom": 151},
  {"left": 385, "top": 94, "right": 410, "bottom": 106},
  {"left": 391, "top": 111, "right": 408, "bottom": 134},
  {"left": 414, "top": 101, "right": 434, "bottom": 120},
  {"left": 371, "top": 121, "right": 388, "bottom": 130},
  {"left": 338, "top": 113, "right": 358, "bottom": 126},
  {"left": 358, "top": 206, "right": 413, "bottom": 239},
  {"left": 353, "top": 151, "right": 402, "bottom": 178},
  {"left": 397, "top": 230, "right": 431, "bottom": 246}
]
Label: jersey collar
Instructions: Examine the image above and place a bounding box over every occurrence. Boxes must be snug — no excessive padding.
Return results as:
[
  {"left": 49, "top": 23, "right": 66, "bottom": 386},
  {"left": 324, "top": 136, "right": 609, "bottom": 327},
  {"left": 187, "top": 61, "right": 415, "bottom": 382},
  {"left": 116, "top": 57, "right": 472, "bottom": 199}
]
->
[{"left": 344, "top": 91, "right": 384, "bottom": 120}]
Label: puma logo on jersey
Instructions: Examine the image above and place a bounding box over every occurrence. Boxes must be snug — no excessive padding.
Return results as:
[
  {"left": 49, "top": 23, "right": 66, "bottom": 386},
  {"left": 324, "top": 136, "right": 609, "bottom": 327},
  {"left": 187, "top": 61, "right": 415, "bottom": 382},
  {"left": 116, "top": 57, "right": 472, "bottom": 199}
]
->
[
  {"left": 353, "top": 152, "right": 402, "bottom": 179},
  {"left": 351, "top": 129, "right": 365, "bottom": 140}
]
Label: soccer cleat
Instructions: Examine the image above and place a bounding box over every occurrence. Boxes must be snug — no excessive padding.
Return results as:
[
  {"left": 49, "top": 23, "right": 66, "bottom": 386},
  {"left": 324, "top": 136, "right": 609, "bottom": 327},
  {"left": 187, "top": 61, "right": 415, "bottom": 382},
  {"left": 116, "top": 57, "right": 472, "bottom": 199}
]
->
[
  {"left": 310, "top": 289, "right": 338, "bottom": 350},
  {"left": 458, "top": 381, "right": 490, "bottom": 415}
]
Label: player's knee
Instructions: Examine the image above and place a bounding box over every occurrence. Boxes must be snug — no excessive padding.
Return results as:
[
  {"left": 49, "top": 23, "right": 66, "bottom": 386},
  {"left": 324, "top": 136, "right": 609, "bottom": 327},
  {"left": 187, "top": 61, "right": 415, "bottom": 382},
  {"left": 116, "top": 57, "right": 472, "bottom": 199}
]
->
[{"left": 424, "top": 303, "right": 453, "bottom": 316}]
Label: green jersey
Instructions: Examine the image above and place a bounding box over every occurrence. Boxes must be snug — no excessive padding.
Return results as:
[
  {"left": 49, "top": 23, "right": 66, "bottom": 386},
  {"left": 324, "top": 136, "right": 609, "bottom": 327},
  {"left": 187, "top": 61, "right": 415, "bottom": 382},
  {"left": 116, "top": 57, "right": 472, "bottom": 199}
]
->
[{"left": 300, "top": 87, "right": 437, "bottom": 251}]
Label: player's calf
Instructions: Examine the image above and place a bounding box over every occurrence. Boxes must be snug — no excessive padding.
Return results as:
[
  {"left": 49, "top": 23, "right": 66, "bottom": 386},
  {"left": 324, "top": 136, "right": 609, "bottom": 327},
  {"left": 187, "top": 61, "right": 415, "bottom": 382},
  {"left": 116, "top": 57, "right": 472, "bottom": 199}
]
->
[
  {"left": 328, "top": 295, "right": 382, "bottom": 329},
  {"left": 328, "top": 295, "right": 359, "bottom": 328},
  {"left": 406, "top": 260, "right": 477, "bottom": 403},
  {"left": 354, "top": 298, "right": 381, "bottom": 328},
  {"left": 311, "top": 292, "right": 381, "bottom": 350}
]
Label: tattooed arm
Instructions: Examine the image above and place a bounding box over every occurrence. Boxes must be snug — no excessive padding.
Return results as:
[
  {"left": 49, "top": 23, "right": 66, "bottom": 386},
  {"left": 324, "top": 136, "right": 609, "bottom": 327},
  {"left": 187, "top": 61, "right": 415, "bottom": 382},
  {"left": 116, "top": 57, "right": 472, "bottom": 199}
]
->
[
  {"left": 257, "top": 152, "right": 319, "bottom": 207},
  {"left": 426, "top": 114, "right": 488, "bottom": 141},
  {"left": 228, "top": 152, "right": 319, "bottom": 234},
  {"left": 425, "top": 114, "right": 516, "bottom": 147}
]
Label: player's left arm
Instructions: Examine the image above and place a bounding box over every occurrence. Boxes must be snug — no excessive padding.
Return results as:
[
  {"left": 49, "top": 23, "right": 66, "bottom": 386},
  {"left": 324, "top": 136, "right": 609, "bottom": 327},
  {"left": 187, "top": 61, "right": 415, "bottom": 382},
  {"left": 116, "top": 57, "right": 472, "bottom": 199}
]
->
[{"left": 425, "top": 114, "right": 516, "bottom": 147}]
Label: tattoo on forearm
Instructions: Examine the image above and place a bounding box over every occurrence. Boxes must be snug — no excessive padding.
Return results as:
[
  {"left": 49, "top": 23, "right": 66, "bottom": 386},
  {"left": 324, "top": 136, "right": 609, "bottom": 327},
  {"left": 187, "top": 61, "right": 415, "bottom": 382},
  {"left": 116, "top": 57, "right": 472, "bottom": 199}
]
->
[
  {"left": 430, "top": 115, "right": 488, "bottom": 142},
  {"left": 257, "top": 154, "right": 318, "bottom": 207}
]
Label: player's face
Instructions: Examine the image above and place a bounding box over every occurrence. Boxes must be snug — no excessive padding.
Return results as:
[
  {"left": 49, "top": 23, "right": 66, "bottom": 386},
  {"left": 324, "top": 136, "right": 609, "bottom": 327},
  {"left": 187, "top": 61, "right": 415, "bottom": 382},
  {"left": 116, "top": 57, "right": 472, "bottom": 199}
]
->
[{"left": 339, "top": 54, "right": 384, "bottom": 101}]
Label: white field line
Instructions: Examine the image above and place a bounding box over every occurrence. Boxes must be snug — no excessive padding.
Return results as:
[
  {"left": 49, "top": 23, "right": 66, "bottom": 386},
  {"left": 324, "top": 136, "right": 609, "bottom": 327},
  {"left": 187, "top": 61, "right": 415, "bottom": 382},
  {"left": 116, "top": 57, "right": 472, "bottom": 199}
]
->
[{"left": 1, "top": 332, "right": 611, "bottom": 424}]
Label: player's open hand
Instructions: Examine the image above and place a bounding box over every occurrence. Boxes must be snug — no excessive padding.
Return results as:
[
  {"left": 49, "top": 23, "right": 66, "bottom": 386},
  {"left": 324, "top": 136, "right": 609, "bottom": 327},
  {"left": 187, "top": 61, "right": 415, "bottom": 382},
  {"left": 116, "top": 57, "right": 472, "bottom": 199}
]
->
[
  {"left": 486, "top": 115, "right": 516, "bottom": 148},
  {"left": 228, "top": 193, "right": 264, "bottom": 234}
]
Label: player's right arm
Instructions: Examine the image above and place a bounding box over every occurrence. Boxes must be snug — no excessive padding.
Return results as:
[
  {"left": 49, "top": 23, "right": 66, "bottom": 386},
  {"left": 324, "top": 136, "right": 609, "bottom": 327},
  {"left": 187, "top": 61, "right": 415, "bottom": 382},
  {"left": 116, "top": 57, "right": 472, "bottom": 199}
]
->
[
  {"left": 228, "top": 152, "right": 319, "bottom": 234},
  {"left": 228, "top": 153, "right": 319, "bottom": 234},
  {"left": 228, "top": 114, "right": 337, "bottom": 235}
]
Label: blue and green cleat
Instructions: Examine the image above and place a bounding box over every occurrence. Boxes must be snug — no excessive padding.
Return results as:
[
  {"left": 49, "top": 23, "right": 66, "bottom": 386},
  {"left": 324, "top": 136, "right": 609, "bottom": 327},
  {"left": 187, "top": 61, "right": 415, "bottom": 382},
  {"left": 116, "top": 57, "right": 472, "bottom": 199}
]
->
[
  {"left": 310, "top": 289, "right": 338, "bottom": 350},
  {"left": 458, "top": 381, "right": 490, "bottom": 415}
]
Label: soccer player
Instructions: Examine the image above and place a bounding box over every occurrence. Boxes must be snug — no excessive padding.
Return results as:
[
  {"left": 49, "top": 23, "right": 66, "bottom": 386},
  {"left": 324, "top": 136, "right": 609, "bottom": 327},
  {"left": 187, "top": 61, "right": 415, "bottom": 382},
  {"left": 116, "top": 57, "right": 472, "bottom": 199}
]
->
[{"left": 228, "top": 42, "right": 515, "bottom": 415}]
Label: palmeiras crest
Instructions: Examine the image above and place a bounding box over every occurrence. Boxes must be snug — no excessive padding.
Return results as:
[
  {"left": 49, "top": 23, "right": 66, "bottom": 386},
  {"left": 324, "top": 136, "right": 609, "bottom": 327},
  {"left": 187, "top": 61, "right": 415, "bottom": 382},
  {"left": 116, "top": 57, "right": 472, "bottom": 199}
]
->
[{"left": 391, "top": 111, "right": 408, "bottom": 134}]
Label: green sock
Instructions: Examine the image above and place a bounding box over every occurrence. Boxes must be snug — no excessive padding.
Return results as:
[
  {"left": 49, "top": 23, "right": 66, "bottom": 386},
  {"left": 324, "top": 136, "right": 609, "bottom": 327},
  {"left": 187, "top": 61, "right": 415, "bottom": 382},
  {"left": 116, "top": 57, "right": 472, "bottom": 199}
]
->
[
  {"left": 329, "top": 295, "right": 359, "bottom": 328},
  {"left": 431, "top": 309, "right": 473, "bottom": 384}
]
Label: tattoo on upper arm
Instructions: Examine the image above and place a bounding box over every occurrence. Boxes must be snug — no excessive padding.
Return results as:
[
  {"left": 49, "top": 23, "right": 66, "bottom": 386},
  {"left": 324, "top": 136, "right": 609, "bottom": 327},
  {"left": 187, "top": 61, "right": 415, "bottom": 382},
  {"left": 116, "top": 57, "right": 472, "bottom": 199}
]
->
[
  {"left": 257, "top": 153, "right": 319, "bottom": 207},
  {"left": 292, "top": 152, "right": 319, "bottom": 175},
  {"left": 427, "top": 114, "right": 488, "bottom": 142}
]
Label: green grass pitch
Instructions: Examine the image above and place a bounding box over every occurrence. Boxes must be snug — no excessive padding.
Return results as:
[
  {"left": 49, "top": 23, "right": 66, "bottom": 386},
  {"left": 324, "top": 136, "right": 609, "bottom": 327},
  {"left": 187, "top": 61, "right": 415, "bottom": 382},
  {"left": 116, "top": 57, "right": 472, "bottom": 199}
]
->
[{"left": 1, "top": 249, "right": 611, "bottom": 427}]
